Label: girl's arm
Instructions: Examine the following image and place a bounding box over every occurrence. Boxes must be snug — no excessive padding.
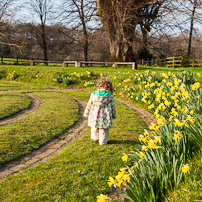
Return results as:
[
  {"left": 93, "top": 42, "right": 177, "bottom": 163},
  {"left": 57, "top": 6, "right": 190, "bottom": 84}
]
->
[
  {"left": 83, "top": 94, "right": 93, "bottom": 117},
  {"left": 111, "top": 96, "right": 117, "bottom": 119}
]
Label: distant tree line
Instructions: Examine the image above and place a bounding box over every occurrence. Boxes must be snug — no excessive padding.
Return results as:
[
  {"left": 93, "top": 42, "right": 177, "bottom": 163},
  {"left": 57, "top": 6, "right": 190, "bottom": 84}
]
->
[{"left": 0, "top": 0, "right": 202, "bottom": 62}]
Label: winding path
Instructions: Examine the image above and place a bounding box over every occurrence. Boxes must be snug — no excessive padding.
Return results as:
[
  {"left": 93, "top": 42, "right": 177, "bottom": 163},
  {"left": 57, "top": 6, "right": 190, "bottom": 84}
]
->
[
  {"left": 0, "top": 93, "right": 156, "bottom": 202},
  {"left": 0, "top": 93, "right": 43, "bottom": 126},
  {"left": 0, "top": 96, "right": 87, "bottom": 181}
]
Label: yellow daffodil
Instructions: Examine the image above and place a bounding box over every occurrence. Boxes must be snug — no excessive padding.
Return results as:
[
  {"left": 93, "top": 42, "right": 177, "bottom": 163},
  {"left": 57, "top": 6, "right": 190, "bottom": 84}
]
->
[
  {"left": 107, "top": 177, "right": 116, "bottom": 187},
  {"left": 123, "top": 174, "right": 130, "bottom": 182},
  {"left": 97, "top": 194, "right": 110, "bottom": 202},
  {"left": 138, "top": 135, "right": 147, "bottom": 143},
  {"left": 136, "top": 152, "right": 146, "bottom": 159},
  {"left": 190, "top": 110, "right": 194, "bottom": 115},
  {"left": 154, "top": 136, "right": 161, "bottom": 144},
  {"left": 148, "top": 104, "right": 154, "bottom": 109},
  {"left": 148, "top": 140, "right": 155, "bottom": 149},
  {"left": 181, "top": 164, "right": 190, "bottom": 173},
  {"left": 149, "top": 123, "right": 156, "bottom": 130},
  {"left": 142, "top": 145, "right": 148, "bottom": 151},
  {"left": 121, "top": 153, "right": 129, "bottom": 162}
]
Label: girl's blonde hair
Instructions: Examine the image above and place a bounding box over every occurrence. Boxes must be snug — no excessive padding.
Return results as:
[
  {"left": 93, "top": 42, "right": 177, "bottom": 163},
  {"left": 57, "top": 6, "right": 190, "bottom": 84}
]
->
[{"left": 96, "top": 77, "right": 113, "bottom": 93}]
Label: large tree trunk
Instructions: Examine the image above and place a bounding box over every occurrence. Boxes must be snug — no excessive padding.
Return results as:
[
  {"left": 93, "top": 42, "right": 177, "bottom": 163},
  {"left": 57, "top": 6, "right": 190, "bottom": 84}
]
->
[
  {"left": 109, "top": 29, "right": 136, "bottom": 61},
  {"left": 97, "top": 0, "right": 164, "bottom": 62},
  {"left": 97, "top": 0, "right": 137, "bottom": 62}
]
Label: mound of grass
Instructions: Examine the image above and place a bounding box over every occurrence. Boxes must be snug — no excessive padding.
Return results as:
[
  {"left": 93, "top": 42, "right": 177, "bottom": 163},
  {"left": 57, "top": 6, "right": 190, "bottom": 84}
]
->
[
  {"left": 0, "top": 92, "right": 31, "bottom": 120},
  {"left": 0, "top": 97, "right": 146, "bottom": 201},
  {"left": 0, "top": 91, "right": 79, "bottom": 167}
]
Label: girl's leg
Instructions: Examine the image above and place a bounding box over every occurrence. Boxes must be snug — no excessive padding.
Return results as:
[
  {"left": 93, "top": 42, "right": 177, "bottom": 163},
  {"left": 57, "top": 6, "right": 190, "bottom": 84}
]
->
[
  {"left": 91, "top": 127, "right": 99, "bottom": 141},
  {"left": 99, "top": 129, "right": 109, "bottom": 145}
]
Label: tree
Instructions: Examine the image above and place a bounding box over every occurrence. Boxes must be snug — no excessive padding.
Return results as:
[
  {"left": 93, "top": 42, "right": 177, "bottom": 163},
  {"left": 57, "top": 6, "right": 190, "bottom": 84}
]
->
[
  {"left": 0, "top": 0, "right": 20, "bottom": 50},
  {"left": 96, "top": 0, "right": 165, "bottom": 62},
  {"left": 187, "top": 0, "right": 201, "bottom": 57},
  {"left": 62, "top": 0, "right": 96, "bottom": 61},
  {"left": 25, "top": 0, "right": 54, "bottom": 61}
]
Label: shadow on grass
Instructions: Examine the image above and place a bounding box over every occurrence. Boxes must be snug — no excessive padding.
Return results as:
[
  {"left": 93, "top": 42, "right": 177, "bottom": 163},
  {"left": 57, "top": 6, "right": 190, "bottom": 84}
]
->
[{"left": 108, "top": 139, "right": 139, "bottom": 145}]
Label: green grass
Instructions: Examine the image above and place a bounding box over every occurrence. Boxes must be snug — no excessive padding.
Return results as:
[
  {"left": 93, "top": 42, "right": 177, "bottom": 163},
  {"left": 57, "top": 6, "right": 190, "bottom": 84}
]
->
[
  {"left": 1, "top": 64, "right": 202, "bottom": 200},
  {"left": 0, "top": 91, "right": 79, "bottom": 167},
  {"left": 0, "top": 97, "right": 146, "bottom": 201},
  {"left": 165, "top": 151, "right": 202, "bottom": 201},
  {"left": 2, "top": 64, "right": 202, "bottom": 90},
  {"left": 0, "top": 91, "right": 31, "bottom": 120},
  {"left": 0, "top": 80, "right": 50, "bottom": 91}
]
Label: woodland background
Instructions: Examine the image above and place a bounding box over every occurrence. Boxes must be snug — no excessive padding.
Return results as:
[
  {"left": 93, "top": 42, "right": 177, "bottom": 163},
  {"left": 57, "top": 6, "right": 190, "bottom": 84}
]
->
[{"left": 0, "top": 0, "right": 202, "bottom": 63}]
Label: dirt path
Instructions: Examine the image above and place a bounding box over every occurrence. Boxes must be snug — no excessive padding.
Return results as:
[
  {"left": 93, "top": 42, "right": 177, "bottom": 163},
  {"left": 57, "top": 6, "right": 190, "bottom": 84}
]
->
[
  {"left": 0, "top": 93, "right": 43, "bottom": 126},
  {"left": 115, "top": 98, "right": 157, "bottom": 129}
]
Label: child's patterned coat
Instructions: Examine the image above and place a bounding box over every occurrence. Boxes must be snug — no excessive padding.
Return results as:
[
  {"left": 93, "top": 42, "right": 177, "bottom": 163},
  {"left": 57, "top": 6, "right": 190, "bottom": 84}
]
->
[{"left": 84, "top": 89, "right": 116, "bottom": 129}]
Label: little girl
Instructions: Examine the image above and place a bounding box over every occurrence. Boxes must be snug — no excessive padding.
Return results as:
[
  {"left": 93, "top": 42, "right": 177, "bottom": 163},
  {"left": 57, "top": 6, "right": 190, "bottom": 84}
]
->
[{"left": 84, "top": 77, "right": 116, "bottom": 145}]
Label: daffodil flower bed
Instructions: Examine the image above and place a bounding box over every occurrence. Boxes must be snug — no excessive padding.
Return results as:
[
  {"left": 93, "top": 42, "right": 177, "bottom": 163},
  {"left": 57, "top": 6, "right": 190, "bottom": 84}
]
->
[
  {"left": 53, "top": 71, "right": 94, "bottom": 86},
  {"left": 100, "top": 70, "right": 202, "bottom": 201}
]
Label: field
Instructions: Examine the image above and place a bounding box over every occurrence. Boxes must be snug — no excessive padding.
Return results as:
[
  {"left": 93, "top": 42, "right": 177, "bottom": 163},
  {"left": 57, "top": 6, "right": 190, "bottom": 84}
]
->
[{"left": 0, "top": 64, "right": 201, "bottom": 201}]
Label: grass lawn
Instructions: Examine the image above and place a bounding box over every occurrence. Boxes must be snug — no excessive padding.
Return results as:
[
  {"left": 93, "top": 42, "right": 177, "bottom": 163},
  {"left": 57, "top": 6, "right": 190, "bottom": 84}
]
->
[
  {"left": 1, "top": 64, "right": 202, "bottom": 87},
  {"left": 0, "top": 96, "right": 146, "bottom": 201},
  {"left": 1, "top": 64, "right": 202, "bottom": 201},
  {"left": 0, "top": 80, "right": 49, "bottom": 91},
  {"left": 0, "top": 91, "right": 31, "bottom": 120},
  {"left": 0, "top": 91, "right": 79, "bottom": 167}
]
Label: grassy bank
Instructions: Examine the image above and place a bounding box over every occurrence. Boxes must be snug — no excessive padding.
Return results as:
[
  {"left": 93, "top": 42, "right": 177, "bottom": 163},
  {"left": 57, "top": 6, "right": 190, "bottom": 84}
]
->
[{"left": 1, "top": 64, "right": 202, "bottom": 201}]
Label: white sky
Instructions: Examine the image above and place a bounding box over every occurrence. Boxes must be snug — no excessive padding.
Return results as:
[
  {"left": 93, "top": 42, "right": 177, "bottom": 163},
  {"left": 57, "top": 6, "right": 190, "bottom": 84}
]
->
[{"left": 9, "top": 0, "right": 202, "bottom": 35}]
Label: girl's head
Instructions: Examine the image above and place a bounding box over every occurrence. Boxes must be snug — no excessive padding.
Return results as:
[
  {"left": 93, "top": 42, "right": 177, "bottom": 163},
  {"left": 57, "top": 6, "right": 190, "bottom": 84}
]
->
[{"left": 96, "top": 77, "right": 113, "bottom": 93}]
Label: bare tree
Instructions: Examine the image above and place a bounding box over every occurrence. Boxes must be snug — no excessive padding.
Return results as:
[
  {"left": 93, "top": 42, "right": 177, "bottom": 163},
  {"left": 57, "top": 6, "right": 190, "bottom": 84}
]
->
[
  {"left": 96, "top": 0, "right": 165, "bottom": 62},
  {"left": 0, "top": 0, "right": 16, "bottom": 21},
  {"left": 62, "top": 0, "right": 97, "bottom": 61},
  {"left": 187, "top": 0, "right": 202, "bottom": 57},
  {"left": 151, "top": 0, "right": 202, "bottom": 58},
  {"left": 0, "top": 0, "right": 21, "bottom": 50},
  {"left": 25, "top": 0, "right": 54, "bottom": 61}
]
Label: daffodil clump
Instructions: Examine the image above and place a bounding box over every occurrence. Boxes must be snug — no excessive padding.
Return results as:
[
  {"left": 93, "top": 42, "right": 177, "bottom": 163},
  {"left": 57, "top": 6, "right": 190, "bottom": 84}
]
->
[
  {"left": 8, "top": 70, "right": 18, "bottom": 80},
  {"left": 53, "top": 71, "right": 94, "bottom": 86},
  {"left": 84, "top": 81, "right": 95, "bottom": 87},
  {"left": 86, "top": 70, "right": 94, "bottom": 77},
  {"left": 99, "top": 70, "right": 202, "bottom": 202}
]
